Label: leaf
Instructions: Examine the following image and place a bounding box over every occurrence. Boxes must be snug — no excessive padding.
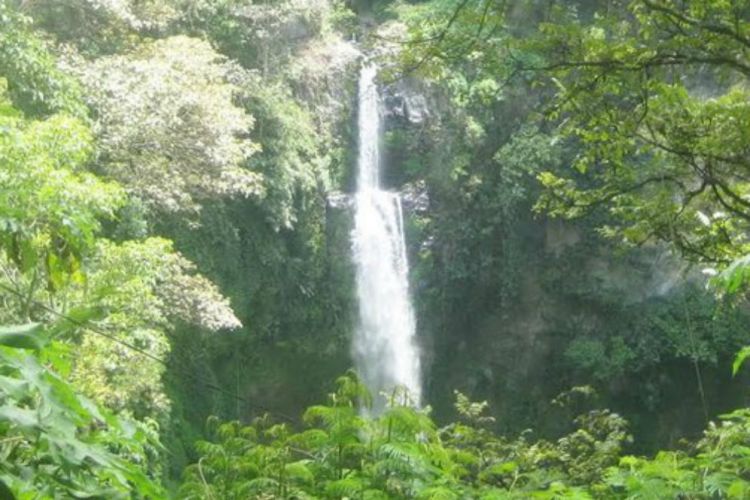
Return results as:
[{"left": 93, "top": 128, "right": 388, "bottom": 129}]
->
[
  {"left": 705, "top": 472, "right": 737, "bottom": 495},
  {"left": 0, "top": 478, "right": 15, "bottom": 500},
  {"left": 284, "top": 461, "right": 314, "bottom": 485},
  {"left": 0, "top": 324, "right": 46, "bottom": 350},
  {"left": 418, "top": 486, "right": 460, "bottom": 499},
  {"left": 728, "top": 480, "right": 750, "bottom": 499},
  {"left": 732, "top": 346, "right": 750, "bottom": 377},
  {"left": 713, "top": 255, "right": 750, "bottom": 294},
  {"left": 48, "top": 306, "right": 106, "bottom": 337},
  {"left": 0, "top": 375, "right": 29, "bottom": 400},
  {"left": 325, "top": 477, "right": 366, "bottom": 496},
  {"left": 0, "top": 405, "right": 38, "bottom": 429}
]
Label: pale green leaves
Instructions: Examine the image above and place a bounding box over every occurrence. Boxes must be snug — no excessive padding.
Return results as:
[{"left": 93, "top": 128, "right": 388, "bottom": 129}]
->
[
  {"left": 713, "top": 253, "right": 750, "bottom": 295},
  {"left": 182, "top": 374, "right": 750, "bottom": 499},
  {"left": 75, "top": 36, "right": 263, "bottom": 213}
]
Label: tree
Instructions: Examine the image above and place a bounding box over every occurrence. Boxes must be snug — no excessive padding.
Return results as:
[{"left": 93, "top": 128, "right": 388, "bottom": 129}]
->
[
  {"left": 396, "top": 0, "right": 750, "bottom": 270},
  {"left": 0, "top": 324, "right": 164, "bottom": 498},
  {"left": 0, "top": 1, "right": 87, "bottom": 117},
  {"left": 0, "top": 81, "right": 165, "bottom": 497},
  {"left": 71, "top": 36, "right": 263, "bottom": 213},
  {"left": 68, "top": 237, "right": 241, "bottom": 422},
  {"left": 0, "top": 79, "right": 123, "bottom": 310},
  {"left": 181, "top": 373, "right": 750, "bottom": 498},
  {"left": 14, "top": 0, "right": 183, "bottom": 54},
  {"left": 0, "top": 60, "right": 241, "bottom": 432},
  {"left": 524, "top": 0, "right": 750, "bottom": 270}
]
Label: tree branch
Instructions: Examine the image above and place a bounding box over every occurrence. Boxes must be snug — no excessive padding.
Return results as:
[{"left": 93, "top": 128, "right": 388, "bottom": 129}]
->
[{"left": 641, "top": 0, "right": 750, "bottom": 50}]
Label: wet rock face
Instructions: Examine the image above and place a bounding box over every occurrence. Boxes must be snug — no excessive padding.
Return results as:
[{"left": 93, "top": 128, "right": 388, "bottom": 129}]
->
[
  {"left": 378, "top": 76, "right": 440, "bottom": 191},
  {"left": 326, "top": 191, "right": 353, "bottom": 210},
  {"left": 292, "top": 39, "right": 361, "bottom": 105},
  {"left": 383, "top": 78, "right": 431, "bottom": 125},
  {"left": 235, "top": 0, "right": 330, "bottom": 42},
  {"left": 400, "top": 180, "right": 429, "bottom": 214},
  {"left": 326, "top": 182, "right": 428, "bottom": 214}
]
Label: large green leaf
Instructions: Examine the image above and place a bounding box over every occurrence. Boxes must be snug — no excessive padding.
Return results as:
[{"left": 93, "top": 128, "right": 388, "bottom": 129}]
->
[
  {"left": 0, "top": 405, "right": 38, "bottom": 429},
  {"left": 0, "top": 323, "right": 46, "bottom": 350}
]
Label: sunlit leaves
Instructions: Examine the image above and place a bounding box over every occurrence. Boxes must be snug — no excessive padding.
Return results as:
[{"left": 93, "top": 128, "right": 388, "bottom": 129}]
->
[
  {"left": 0, "top": 336, "right": 163, "bottom": 498},
  {"left": 73, "top": 36, "right": 263, "bottom": 213},
  {"left": 732, "top": 346, "right": 750, "bottom": 377},
  {"left": 18, "top": 0, "right": 185, "bottom": 54},
  {"left": 0, "top": 1, "right": 86, "bottom": 117},
  {"left": 89, "top": 238, "right": 241, "bottom": 332},
  {"left": 400, "top": 0, "right": 750, "bottom": 270},
  {"left": 0, "top": 93, "right": 124, "bottom": 296},
  {"left": 67, "top": 237, "right": 241, "bottom": 420}
]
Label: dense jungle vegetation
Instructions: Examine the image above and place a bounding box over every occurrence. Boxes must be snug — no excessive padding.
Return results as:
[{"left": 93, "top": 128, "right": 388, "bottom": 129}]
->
[{"left": 1, "top": 0, "right": 750, "bottom": 498}]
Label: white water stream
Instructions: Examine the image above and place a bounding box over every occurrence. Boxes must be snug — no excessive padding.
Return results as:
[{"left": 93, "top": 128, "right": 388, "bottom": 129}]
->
[{"left": 352, "top": 64, "right": 421, "bottom": 410}]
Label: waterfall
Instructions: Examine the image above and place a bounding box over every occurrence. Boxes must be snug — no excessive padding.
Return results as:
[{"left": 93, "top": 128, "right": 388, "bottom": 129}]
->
[{"left": 352, "top": 64, "right": 421, "bottom": 410}]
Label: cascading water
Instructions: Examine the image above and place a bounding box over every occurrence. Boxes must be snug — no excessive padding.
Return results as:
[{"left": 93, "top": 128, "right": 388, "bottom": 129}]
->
[{"left": 352, "top": 64, "right": 421, "bottom": 410}]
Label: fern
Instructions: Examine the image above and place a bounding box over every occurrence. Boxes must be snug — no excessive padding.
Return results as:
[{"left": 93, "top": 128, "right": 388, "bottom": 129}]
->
[
  {"left": 325, "top": 476, "right": 367, "bottom": 496},
  {"left": 418, "top": 485, "right": 461, "bottom": 499},
  {"left": 285, "top": 460, "right": 315, "bottom": 486},
  {"left": 181, "top": 375, "right": 750, "bottom": 499}
]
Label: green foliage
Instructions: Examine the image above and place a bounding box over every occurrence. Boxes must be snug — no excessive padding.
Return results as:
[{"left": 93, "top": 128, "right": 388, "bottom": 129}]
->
[
  {"left": 111, "top": 0, "right": 361, "bottom": 447},
  {"left": 512, "top": 0, "right": 750, "bottom": 270},
  {"left": 565, "top": 337, "right": 635, "bottom": 381},
  {"left": 67, "top": 237, "right": 241, "bottom": 422},
  {"left": 397, "top": 0, "right": 750, "bottom": 268},
  {"left": 393, "top": 1, "right": 750, "bottom": 448},
  {"left": 0, "top": 323, "right": 163, "bottom": 498},
  {"left": 18, "top": 0, "right": 186, "bottom": 55},
  {"left": 0, "top": 88, "right": 123, "bottom": 300},
  {"left": 732, "top": 347, "right": 750, "bottom": 377},
  {"left": 0, "top": 323, "right": 46, "bottom": 351},
  {"left": 183, "top": 374, "right": 750, "bottom": 498},
  {"left": 0, "top": 78, "right": 241, "bottom": 425},
  {"left": 0, "top": 2, "right": 86, "bottom": 117},
  {"left": 606, "top": 408, "right": 750, "bottom": 499},
  {"left": 184, "top": 0, "right": 352, "bottom": 73},
  {"left": 0, "top": 23, "right": 248, "bottom": 489},
  {"left": 563, "top": 284, "right": 747, "bottom": 381},
  {"left": 72, "top": 35, "right": 262, "bottom": 213},
  {"left": 239, "top": 80, "right": 329, "bottom": 229},
  {"left": 2, "top": 1, "right": 750, "bottom": 497},
  {"left": 714, "top": 253, "right": 750, "bottom": 296}
]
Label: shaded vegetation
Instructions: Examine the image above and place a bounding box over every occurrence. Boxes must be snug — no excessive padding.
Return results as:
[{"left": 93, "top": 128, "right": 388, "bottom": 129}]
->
[{"left": 0, "top": 0, "right": 748, "bottom": 497}]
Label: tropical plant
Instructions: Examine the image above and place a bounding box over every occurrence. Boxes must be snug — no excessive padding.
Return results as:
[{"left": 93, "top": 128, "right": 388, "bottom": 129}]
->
[
  {"left": 181, "top": 373, "right": 750, "bottom": 499},
  {"left": 0, "top": 323, "right": 164, "bottom": 498}
]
